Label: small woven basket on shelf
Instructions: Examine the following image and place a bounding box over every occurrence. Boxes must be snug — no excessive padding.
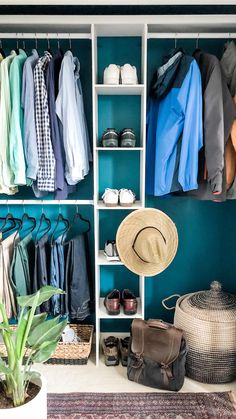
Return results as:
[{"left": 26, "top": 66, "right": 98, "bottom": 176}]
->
[
  {"left": 45, "top": 324, "right": 94, "bottom": 365},
  {"left": 162, "top": 281, "right": 236, "bottom": 384},
  {"left": 0, "top": 324, "right": 94, "bottom": 365}
]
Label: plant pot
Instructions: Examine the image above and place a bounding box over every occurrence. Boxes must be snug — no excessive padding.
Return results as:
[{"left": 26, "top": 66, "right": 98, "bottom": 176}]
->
[{"left": 0, "top": 374, "right": 47, "bottom": 419}]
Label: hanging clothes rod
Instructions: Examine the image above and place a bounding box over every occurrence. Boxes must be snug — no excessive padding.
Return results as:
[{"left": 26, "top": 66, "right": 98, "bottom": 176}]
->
[
  {"left": 0, "top": 33, "right": 91, "bottom": 40},
  {"left": 0, "top": 200, "right": 94, "bottom": 205},
  {"left": 147, "top": 32, "right": 236, "bottom": 39}
]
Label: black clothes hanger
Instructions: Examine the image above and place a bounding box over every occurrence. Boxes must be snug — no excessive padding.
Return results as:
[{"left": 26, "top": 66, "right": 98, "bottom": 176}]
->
[
  {"left": 50, "top": 213, "right": 70, "bottom": 246},
  {"left": 14, "top": 211, "right": 36, "bottom": 240},
  {"left": 0, "top": 40, "right": 6, "bottom": 58},
  {"left": 0, "top": 213, "right": 21, "bottom": 235},
  {"left": 46, "top": 36, "right": 53, "bottom": 55},
  {"left": 35, "top": 212, "right": 51, "bottom": 243},
  {"left": 62, "top": 207, "right": 91, "bottom": 243},
  {"left": 71, "top": 207, "right": 91, "bottom": 233}
]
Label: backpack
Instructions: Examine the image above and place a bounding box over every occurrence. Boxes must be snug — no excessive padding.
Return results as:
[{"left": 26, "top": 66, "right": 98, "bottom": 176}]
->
[{"left": 127, "top": 318, "right": 188, "bottom": 391}]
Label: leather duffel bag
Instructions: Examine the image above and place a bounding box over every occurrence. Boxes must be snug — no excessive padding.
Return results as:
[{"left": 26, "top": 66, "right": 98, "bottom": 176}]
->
[{"left": 127, "top": 318, "right": 188, "bottom": 391}]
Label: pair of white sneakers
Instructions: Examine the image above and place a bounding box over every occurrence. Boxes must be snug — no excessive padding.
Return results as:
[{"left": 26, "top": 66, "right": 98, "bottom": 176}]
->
[
  {"left": 102, "top": 188, "right": 136, "bottom": 207},
  {"left": 103, "top": 64, "right": 138, "bottom": 85}
]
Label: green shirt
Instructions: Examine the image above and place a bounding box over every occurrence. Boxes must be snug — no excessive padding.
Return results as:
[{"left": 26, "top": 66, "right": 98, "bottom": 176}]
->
[
  {"left": 0, "top": 50, "right": 18, "bottom": 193},
  {"left": 9, "top": 49, "right": 27, "bottom": 185}
]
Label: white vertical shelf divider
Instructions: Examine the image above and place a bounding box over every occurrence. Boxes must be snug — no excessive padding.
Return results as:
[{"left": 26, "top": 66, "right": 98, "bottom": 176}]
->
[
  {"left": 92, "top": 24, "right": 100, "bottom": 367},
  {"left": 139, "top": 23, "right": 148, "bottom": 320}
]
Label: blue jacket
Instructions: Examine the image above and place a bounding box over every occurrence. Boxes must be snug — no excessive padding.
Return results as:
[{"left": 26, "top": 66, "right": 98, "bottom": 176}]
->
[{"left": 146, "top": 49, "right": 203, "bottom": 196}]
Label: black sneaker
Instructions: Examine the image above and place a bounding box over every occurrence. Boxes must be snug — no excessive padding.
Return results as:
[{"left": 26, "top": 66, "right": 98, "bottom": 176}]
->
[
  {"left": 102, "top": 128, "right": 119, "bottom": 147},
  {"left": 120, "top": 128, "right": 136, "bottom": 147}
]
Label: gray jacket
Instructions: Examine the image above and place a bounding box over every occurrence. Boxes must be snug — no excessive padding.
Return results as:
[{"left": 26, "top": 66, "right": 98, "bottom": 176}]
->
[
  {"left": 221, "top": 41, "right": 236, "bottom": 97},
  {"left": 190, "top": 50, "right": 236, "bottom": 201}
]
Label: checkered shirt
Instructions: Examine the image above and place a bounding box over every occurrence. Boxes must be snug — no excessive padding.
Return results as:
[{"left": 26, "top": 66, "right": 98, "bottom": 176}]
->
[{"left": 34, "top": 51, "right": 55, "bottom": 192}]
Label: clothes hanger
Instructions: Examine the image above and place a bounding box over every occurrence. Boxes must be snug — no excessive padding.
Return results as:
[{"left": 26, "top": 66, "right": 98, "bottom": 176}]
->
[
  {"left": 13, "top": 205, "right": 37, "bottom": 246},
  {"left": 47, "top": 35, "right": 52, "bottom": 55},
  {"left": 50, "top": 211, "right": 70, "bottom": 246},
  {"left": 35, "top": 208, "right": 51, "bottom": 243},
  {"left": 0, "top": 213, "right": 21, "bottom": 235},
  {"left": 15, "top": 34, "right": 20, "bottom": 55},
  {"left": 72, "top": 206, "right": 91, "bottom": 233},
  {"left": 68, "top": 34, "right": 72, "bottom": 52},
  {"left": 0, "top": 40, "right": 6, "bottom": 58}
]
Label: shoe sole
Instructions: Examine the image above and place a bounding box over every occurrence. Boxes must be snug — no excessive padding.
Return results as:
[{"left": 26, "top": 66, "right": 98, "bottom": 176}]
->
[
  {"left": 103, "top": 203, "right": 118, "bottom": 207},
  {"left": 120, "top": 202, "right": 135, "bottom": 207},
  {"left": 121, "top": 78, "right": 137, "bottom": 85},
  {"left": 104, "top": 77, "right": 119, "bottom": 85},
  {"left": 105, "top": 359, "right": 119, "bottom": 366},
  {"left": 105, "top": 309, "right": 120, "bottom": 315},
  {"left": 102, "top": 139, "right": 119, "bottom": 147},
  {"left": 124, "top": 310, "right": 137, "bottom": 315},
  {"left": 120, "top": 139, "right": 136, "bottom": 148}
]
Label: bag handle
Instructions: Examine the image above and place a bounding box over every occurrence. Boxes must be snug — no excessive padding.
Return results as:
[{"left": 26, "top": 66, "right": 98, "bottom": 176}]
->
[
  {"left": 162, "top": 294, "right": 180, "bottom": 310},
  {"left": 147, "top": 319, "right": 169, "bottom": 329}
]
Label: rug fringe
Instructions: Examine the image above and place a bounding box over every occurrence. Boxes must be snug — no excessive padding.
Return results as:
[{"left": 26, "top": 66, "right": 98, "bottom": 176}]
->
[{"left": 229, "top": 391, "right": 236, "bottom": 411}]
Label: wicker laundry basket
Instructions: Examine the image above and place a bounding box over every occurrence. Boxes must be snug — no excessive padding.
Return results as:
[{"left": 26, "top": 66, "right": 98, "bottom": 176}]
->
[{"left": 162, "top": 281, "right": 236, "bottom": 384}]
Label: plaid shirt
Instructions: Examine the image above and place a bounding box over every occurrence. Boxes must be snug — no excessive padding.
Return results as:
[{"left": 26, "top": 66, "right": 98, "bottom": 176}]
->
[{"left": 34, "top": 51, "right": 55, "bottom": 192}]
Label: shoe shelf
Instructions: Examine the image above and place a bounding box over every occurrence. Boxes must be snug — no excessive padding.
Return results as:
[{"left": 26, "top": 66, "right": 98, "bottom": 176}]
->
[
  {"left": 96, "top": 147, "right": 144, "bottom": 151},
  {"left": 98, "top": 250, "right": 123, "bottom": 265},
  {"left": 98, "top": 298, "right": 143, "bottom": 319},
  {"left": 96, "top": 200, "right": 143, "bottom": 209},
  {"left": 95, "top": 84, "right": 145, "bottom": 95}
]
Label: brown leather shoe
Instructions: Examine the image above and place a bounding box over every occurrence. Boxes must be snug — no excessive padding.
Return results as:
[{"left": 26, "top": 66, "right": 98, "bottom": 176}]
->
[
  {"left": 104, "top": 289, "right": 121, "bottom": 315},
  {"left": 119, "top": 336, "right": 130, "bottom": 366},
  {"left": 122, "top": 289, "right": 137, "bottom": 315},
  {"left": 102, "top": 336, "right": 119, "bottom": 366}
]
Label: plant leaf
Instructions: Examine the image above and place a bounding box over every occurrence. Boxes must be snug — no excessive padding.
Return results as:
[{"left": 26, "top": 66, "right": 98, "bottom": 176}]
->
[
  {"left": 24, "top": 371, "right": 41, "bottom": 382},
  {"left": 0, "top": 358, "right": 11, "bottom": 374},
  {"left": 15, "top": 311, "right": 30, "bottom": 359},
  {"left": 31, "top": 340, "right": 59, "bottom": 363},
  {"left": 27, "top": 317, "right": 67, "bottom": 349},
  {"left": 29, "top": 313, "right": 47, "bottom": 333},
  {"left": 17, "top": 286, "right": 65, "bottom": 308}
]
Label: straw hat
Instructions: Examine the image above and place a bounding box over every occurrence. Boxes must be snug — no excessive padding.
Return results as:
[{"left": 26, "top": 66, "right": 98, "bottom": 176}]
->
[{"left": 116, "top": 208, "right": 178, "bottom": 277}]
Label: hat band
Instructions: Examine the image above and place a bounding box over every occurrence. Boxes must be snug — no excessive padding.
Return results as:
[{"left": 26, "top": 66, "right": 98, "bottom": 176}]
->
[{"left": 132, "top": 226, "right": 166, "bottom": 264}]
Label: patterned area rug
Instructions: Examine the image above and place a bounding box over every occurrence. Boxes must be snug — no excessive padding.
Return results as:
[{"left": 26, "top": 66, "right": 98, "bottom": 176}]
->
[{"left": 47, "top": 391, "right": 236, "bottom": 418}]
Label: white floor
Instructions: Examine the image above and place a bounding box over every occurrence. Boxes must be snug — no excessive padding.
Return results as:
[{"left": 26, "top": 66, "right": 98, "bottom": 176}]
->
[{"left": 36, "top": 345, "right": 236, "bottom": 394}]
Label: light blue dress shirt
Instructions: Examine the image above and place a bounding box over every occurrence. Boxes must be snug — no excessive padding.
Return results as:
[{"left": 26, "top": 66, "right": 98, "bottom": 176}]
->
[{"left": 56, "top": 50, "right": 91, "bottom": 185}]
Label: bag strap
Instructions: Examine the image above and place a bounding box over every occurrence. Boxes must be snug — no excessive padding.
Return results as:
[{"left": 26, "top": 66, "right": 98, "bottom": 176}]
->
[{"left": 131, "top": 319, "right": 145, "bottom": 356}]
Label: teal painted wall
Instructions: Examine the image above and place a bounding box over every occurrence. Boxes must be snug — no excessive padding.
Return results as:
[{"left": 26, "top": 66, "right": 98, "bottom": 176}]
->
[{"left": 1, "top": 37, "right": 236, "bottom": 333}]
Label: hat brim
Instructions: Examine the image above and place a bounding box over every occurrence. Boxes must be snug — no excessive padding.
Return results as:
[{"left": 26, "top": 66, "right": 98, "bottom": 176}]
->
[{"left": 116, "top": 208, "right": 178, "bottom": 277}]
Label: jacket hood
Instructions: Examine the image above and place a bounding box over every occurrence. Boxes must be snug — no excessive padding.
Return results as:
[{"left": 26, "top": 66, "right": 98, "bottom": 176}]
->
[
  {"left": 221, "top": 41, "right": 236, "bottom": 96},
  {"left": 150, "top": 47, "right": 184, "bottom": 100}
]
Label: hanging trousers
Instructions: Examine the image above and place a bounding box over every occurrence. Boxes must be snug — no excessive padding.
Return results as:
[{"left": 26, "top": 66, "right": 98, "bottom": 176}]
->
[
  {"left": 50, "top": 235, "right": 65, "bottom": 315},
  {"left": 33, "top": 233, "right": 51, "bottom": 313},
  {"left": 64, "top": 233, "right": 91, "bottom": 320},
  {"left": 10, "top": 233, "right": 34, "bottom": 297},
  {"left": 0, "top": 232, "right": 18, "bottom": 319}
]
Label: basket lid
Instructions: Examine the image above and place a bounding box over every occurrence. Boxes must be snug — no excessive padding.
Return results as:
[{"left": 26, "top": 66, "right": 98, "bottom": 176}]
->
[{"left": 179, "top": 281, "right": 236, "bottom": 322}]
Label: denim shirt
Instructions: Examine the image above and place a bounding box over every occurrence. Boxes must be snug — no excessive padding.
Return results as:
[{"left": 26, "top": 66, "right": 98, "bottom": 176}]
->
[{"left": 56, "top": 50, "right": 91, "bottom": 185}]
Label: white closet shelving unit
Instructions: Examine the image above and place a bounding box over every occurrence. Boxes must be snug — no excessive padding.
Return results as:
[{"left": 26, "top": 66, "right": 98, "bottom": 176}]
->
[
  {"left": 0, "top": 12, "right": 235, "bottom": 366},
  {"left": 92, "top": 23, "right": 147, "bottom": 366}
]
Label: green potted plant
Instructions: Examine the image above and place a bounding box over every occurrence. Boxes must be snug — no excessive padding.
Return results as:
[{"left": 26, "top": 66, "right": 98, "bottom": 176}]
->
[{"left": 0, "top": 286, "right": 67, "bottom": 419}]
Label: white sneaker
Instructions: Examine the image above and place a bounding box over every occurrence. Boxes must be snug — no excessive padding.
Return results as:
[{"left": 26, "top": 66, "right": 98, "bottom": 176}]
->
[
  {"left": 103, "top": 64, "right": 120, "bottom": 85},
  {"left": 102, "top": 188, "right": 119, "bottom": 207},
  {"left": 119, "top": 189, "right": 136, "bottom": 206},
  {"left": 120, "top": 64, "right": 138, "bottom": 85}
]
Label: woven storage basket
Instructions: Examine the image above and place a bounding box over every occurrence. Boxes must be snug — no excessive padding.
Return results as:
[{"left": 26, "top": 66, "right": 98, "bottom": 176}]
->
[
  {"left": 0, "top": 324, "right": 93, "bottom": 365},
  {"left": 162, "top": 281, "right": 236, "bottom": 384}
]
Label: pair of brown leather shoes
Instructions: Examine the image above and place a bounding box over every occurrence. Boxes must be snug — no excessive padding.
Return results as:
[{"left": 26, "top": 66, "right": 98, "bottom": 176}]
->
[
  {"left": 102, "top": 335, "right": 130, "bottom": 366},
  {"left": 104, "top": 289, "right": 138, "bottom": 315}
]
